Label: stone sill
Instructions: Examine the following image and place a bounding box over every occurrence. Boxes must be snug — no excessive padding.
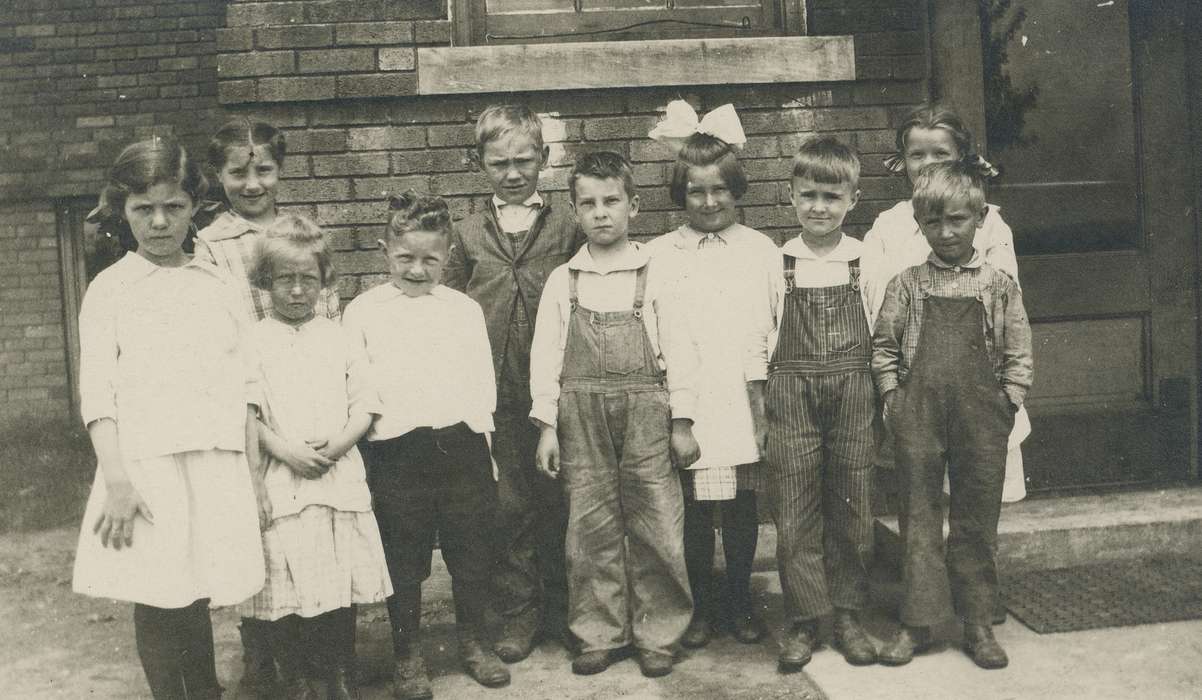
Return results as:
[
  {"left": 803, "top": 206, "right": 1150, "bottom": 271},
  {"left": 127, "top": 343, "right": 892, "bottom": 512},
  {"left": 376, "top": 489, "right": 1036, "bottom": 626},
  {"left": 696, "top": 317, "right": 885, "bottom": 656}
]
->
[{"left": 417, "top": 35, "right": 855, "bottom": 95}]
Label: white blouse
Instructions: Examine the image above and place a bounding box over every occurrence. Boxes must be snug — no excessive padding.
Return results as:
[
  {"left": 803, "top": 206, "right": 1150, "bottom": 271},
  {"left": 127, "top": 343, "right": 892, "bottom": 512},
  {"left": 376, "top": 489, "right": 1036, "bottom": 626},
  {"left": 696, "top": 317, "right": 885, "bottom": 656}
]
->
[
  {"left": 78, "top": 254, "right": 257, "bottom": 461},
  {"left": 646, "top": 224, "right": 778, "bottom": 470},
  {"left": 254, "top": 316, "right": 381, "bottom": 518}
]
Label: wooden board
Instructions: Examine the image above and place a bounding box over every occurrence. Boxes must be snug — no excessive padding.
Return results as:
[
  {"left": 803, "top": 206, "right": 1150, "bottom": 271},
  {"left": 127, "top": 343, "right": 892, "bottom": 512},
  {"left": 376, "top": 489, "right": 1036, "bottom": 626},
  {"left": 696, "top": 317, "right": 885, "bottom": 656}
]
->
[{"left": 417, "top": 35, "right": 854, "bottom": 94}]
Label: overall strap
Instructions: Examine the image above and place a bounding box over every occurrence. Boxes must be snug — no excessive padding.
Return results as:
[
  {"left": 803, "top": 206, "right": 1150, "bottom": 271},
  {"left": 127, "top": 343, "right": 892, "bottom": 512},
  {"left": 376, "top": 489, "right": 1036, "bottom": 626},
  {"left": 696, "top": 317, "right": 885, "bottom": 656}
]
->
[
  {"left": 848, "top": 257, "right": 861, "bottom": 291},
  {"left": 632, "top": 262, "right": 649, "bottom": 317},
  {"left": 783, "top": 254, "right": 796, "bottom": 294},
  {"left": 568, "top": 269, "right": 580, "bottom": 308}
]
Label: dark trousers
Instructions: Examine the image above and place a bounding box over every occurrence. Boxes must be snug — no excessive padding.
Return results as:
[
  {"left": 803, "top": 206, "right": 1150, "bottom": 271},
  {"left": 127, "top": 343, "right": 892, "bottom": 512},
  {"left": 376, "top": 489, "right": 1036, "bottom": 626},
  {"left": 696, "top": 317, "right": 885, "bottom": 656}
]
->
[
  {"left": 491, "top": 399, "right": 569, "bottom": 630},
  {"left": 134, "top": 599, "right": 221, "bottom": 700},
  {"left": 266, "top": 607, "right": 357, "bottom": 680},
  {"left": 680, "top": 474, "right": 759, "bottom": 619},
  {"left": 362, "top": 423, "right": 498, "bottom": 656}
]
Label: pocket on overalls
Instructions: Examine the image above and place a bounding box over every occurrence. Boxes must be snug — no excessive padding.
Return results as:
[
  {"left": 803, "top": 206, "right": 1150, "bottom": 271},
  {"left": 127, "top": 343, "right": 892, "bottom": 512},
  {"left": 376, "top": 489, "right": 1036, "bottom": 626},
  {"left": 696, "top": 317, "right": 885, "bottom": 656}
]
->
[
  {"left": 823, "top": 297, "right": 867, "bottom": 354},
  {"left": 600, "top": 321, "right": 645, "bottom": 375}
]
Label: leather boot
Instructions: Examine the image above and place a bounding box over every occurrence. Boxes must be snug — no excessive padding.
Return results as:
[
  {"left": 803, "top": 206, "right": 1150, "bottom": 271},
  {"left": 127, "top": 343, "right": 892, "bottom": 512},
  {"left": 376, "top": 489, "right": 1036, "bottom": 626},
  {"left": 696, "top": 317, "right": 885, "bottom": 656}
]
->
[
  {"left": 459, "top": 631, "right": 511, "bottom": 688},
  {"left": 833, "top": 609, "right": 877, "bottom": 666},
  {"left": 777, "top": 620, "right": 818, "bottom": 672},
  {"left": 494, "top": 608, "right": 540, "bottom": 663},
  {"left": 392, "top": 655, "right": 432, "bottom": 700},
  {"left": 963, "top": 624, "right": 1009, "bottom": 669},
  {"left": 878, "top": 625, "right": 931, "bottom": 667}
]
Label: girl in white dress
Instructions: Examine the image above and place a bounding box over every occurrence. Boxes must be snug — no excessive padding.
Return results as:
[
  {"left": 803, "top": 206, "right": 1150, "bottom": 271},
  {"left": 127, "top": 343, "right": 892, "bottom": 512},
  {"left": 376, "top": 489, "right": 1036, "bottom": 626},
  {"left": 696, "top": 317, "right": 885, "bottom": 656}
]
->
[
  {"left": 646, "top": 101, "right": 779, "bottom": 647},
  {"left": 242, "top": 214, "right": 392, "bottom": 699},
  {"left": 73, "top": 138, "right": 267, "bottom": 699},
  {"left": 859, "top": 103, "right": 1030, "bottom": 504}
]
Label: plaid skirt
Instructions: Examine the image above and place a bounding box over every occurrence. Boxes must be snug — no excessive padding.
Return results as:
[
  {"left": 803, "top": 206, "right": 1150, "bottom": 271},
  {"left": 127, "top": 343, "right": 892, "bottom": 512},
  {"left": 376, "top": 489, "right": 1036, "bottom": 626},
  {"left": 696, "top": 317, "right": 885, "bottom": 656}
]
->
[
  {"left": 687, "top": 462, "right": 765, "bottom": 501},
  {"left": 239, "top": 505, "right": 392, "bottom": 620}
]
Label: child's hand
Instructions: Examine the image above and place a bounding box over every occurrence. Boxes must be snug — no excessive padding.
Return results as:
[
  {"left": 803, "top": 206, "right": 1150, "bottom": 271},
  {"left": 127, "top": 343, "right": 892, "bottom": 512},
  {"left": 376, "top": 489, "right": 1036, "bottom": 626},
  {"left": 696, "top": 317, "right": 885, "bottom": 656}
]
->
[
  {"left": 308, "top": 436, "right": 349, "bottom": 462},
  {"left": 535, "top": 425, "right": 560, "bottom": 479},
  {"left": 670, "top": 419, "right": 701, "bottom": 470},
  {"left": 746, "top": 381, "right": 768, "bottom": 458},
  {"left": 252, "top": 476, "right": 273, "bottom": 530},
  {"left": 93, "top": 479, "right": 153, "bottom": 550},
  {"left": 281, "top": 442, "right": 335, "bottom": 480}
]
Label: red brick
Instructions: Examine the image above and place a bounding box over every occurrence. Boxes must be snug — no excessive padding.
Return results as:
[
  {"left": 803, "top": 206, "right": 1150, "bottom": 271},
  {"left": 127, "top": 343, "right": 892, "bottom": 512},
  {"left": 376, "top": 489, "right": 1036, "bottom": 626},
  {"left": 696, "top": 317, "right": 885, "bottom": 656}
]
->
[
  {"left": 414, "top": 20, "right": 451, "bottom": 44},
  {"left": 285, "top": 129, "right": 348, "bottom": 154},
  {"left": 215, "top": 27, "right": 253, "bottom": 52},
  {"left": 812, "top": 107, "right": 889, "bottom": 131},
  {"left": 388, "top": 99, "right": 465, "bottom": 124},
  {"left": 582, "top": 116, "right": 658, "bottom": 141},
  {"left": 336, "top": 72, "right": 417, "bottom": 99},
  {"left": 258, "top": 76, "right": 336, "bottom": 102},
  {"left": 742, "top": 109, "right": 815, "bottom": 135},
  {"left": 429, "top": 171, "right": 490, "bottom": 196},
  {"left": 256, "top": 24, "right": 334, "bottom": 50},
  {"left": 314, "top": 201, "right": 388, "bottom": 226},
  {"left": 217, "top": 51, "right": 295, "bottom": 79},
  {"left": 334, "top": 21, "right": 414, "bottom": 46},
  {"left": 390, "top": 149, "right": 470, "bottom": 175},
  {"left": 298, "top": 48, "right": 375, "bottom": 74},
  {"left": 382, "top": 0, "right": 446, "bottom": 20},
  {"left": 310, "top": 101, "right": 389, "bottom": 126},
  {"left": 350, "top": 176, "right": 430, "bottom": 200},
  {"left": 312, "top": 153, "right": 391, "bottom": 177},
  {"left": 378, "top": 48, "right": 414, "bottom": 72},
  {"left": 225, "top": 3, "right": 306, "bottom": 27},
  {"left": 278, "top": 178, "right": 351, "bottom": 203},
  {"left": 426, "top": 124, "right": 474, "bottom": 148}
]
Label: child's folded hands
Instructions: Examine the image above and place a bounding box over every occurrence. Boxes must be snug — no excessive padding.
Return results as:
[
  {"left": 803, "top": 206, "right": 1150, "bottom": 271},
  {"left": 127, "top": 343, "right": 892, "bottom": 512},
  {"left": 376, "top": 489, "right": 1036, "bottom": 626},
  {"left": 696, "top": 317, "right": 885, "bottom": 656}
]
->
[{"left": 279, "top": 440, "right": 335, "bottom": 479}]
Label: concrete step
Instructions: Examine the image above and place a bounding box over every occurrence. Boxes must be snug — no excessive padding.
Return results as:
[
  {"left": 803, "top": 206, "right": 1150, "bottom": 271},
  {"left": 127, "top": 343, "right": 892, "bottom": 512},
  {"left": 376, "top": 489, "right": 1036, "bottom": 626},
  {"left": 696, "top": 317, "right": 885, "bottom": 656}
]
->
[{"left": 874, "top": 485, "right": 1202, "bottom": 572}]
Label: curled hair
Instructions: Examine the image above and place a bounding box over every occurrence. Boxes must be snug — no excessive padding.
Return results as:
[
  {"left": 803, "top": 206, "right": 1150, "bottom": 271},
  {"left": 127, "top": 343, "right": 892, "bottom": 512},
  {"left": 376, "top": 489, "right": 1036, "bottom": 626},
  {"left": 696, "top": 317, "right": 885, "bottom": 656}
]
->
[
  {"left": 791, "top": 135, "right": 861, "bottom": 189},
  {"left": 86, "top": 137, "right": 208, "bottom": 250},
  {"left": 475, "top": 104, "right": 544, "bottom": 156},
  {"left": 883, "top": 103, "right": 974, "bottom": 174},
  {"left": 911, "top": 160, "right": 989, "bottom": 220},
  {"left": 668, "top": 133, "right": 748, "bottom": 208},
  {"left": 384, "top": 190, "right": 453, "bottom": 241},
  {"left": 569, "top": 150, "right": 637, "bottom": 203},
  {"left": 250, "top": 214, "right": 337, "bottom": 292}
]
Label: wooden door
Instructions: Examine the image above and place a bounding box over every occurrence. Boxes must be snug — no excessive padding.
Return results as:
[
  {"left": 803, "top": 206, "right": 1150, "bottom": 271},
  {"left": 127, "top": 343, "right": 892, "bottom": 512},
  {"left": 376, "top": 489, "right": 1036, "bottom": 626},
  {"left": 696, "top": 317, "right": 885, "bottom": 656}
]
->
[{"left": 935, "top": 0, "right": 1198, "bottom": 491}]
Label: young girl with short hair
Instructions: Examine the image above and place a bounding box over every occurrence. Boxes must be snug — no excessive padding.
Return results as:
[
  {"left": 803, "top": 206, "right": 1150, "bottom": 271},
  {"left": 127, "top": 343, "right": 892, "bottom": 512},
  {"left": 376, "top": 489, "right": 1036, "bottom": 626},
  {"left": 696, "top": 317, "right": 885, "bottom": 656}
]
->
[
  {"left": 645, "top": 101, "right": 777, "bottom": 649},
  {"left": 72, "top": 137, "right": 266, "bottom": 699},
  {"left": 860, "top": 103, "right": 1029, "bottom": 506},
  {"left": 241, "top": 214, "right": 392, "bottom": 699}
]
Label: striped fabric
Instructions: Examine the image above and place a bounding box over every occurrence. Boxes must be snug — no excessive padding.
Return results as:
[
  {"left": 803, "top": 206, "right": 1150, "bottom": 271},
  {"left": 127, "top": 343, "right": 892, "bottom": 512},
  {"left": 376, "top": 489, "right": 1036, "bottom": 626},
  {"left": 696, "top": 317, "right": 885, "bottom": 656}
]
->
[{"left": 239, "top": 505, "right": 393, "bottom": 621}]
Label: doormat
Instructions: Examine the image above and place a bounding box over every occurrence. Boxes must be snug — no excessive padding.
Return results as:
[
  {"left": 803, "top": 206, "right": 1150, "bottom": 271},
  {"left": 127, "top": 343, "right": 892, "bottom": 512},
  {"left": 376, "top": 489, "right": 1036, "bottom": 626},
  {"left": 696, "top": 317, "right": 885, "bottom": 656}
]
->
[{"left": 1001, "top": 555, "right": 1202, "bottom": 634}]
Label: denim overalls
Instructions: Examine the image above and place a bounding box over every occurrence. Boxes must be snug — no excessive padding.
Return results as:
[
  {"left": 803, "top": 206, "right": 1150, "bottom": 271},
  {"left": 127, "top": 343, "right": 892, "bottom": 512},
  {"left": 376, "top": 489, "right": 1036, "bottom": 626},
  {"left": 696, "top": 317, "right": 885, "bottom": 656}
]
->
[
  {"left": 767, "top": 255, "right": 875, "bottom": 622},
  {"left": 557, "top": 263, "right": 692, "bottom": 654}
]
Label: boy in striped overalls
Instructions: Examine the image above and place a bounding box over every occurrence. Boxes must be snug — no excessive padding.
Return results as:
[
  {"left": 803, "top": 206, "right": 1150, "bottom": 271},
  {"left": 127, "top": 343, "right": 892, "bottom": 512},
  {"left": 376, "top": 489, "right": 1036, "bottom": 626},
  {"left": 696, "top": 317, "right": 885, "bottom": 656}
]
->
[{"left": 747, "top": 137, "right": 878, "bottom": 671}]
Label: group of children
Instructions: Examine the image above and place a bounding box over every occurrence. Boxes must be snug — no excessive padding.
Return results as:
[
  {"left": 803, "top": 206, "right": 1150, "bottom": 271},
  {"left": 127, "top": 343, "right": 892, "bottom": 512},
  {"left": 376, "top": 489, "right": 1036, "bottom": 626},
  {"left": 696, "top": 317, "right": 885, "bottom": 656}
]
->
[{"left": 71, "top": 99, "right": 1032, "bottom": 700}]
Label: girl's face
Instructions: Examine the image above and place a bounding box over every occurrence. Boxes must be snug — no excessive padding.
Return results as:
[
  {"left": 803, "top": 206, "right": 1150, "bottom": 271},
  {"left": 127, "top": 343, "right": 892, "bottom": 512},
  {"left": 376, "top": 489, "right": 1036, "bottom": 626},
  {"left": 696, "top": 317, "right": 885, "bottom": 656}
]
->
[
  {"left": 123, "top": 181, "right": 196, "bottom": 267},
  {"left": 268, "top": 252, "right": 322, "bottom": 326},
  {"left": 218, "top": 143, "right": 280, "bottom": 225},
  {"left": 903, "top": 127, "right": 961, "bottom": 184},
  {"left": 684, "top": 164, "right": 738, "bottom": 233}
]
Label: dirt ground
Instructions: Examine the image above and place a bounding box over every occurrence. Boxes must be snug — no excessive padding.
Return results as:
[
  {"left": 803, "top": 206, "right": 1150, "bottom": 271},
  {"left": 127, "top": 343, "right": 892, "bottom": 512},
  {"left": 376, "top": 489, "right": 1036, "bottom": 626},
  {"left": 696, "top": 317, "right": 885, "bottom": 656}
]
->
[{"left": 0, "top": 526, "right": 826, "bottom": 699}]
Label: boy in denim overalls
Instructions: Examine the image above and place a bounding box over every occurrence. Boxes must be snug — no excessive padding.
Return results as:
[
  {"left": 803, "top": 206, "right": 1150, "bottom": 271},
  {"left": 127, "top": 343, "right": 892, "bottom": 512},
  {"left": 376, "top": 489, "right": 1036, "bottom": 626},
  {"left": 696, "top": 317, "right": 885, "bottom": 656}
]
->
[{"left": 529, "top": 151, "right": 700, "bottom": 678}]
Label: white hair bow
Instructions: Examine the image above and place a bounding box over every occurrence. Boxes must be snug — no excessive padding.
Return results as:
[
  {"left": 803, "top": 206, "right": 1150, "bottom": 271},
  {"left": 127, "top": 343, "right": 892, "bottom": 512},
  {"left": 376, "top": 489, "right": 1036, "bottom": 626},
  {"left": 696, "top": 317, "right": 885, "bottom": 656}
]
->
[{"left": 648, "top": 100, "right": 747, "bottom": 153}]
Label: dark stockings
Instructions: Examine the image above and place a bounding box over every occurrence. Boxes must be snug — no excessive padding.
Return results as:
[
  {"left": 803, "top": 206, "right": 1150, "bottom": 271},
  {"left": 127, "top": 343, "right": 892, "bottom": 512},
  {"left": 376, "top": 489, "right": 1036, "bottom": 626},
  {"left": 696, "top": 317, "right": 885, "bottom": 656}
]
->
[
  {"left": 133, "top": 599, "right": 220, "bottom": 700},
  {"left": 683, "top": 489, "right": 760, "bottom": 618}
]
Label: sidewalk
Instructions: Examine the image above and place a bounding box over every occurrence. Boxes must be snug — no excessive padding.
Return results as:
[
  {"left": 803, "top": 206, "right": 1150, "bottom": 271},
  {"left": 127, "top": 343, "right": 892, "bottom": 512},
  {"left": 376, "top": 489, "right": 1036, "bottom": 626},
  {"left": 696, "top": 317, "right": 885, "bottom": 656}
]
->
[{"left": 3, "top": 526, "right": 1201, "bottom": 699}]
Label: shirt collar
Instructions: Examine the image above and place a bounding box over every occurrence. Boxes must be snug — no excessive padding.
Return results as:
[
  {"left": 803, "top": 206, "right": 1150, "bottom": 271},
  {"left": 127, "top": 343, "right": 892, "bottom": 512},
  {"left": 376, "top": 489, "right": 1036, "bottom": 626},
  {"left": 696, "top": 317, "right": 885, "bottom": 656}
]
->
[
  {"left": 927, "top": 249, "right": 984, "bottom": 270},
  {"left": 113, "top": 251, "right": 221, "bottom": 282},
  {"left": 781, "top": 233, "right": 861, "bottom": 262},
  {"left": 199, "top": 210, "right": 263, "bottom": 242},
  {"left": 492, "top": 192, "right": 544, "bottom": 210},
  {"left": 567, "top": 240, "right": 649, "bottom": 274},
  {"left": 675, "top": 223, "right": 740, "bottom": 249},
  {"left": 370, "top": 282, "right": 455, "bottom": 303}
]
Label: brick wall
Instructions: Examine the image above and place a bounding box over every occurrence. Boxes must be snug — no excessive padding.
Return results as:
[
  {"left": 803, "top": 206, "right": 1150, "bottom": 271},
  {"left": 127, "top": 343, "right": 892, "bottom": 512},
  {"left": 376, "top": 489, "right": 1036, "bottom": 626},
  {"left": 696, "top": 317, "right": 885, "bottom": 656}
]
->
[
  {"left": 0, "top": 202, "right": 71, "bottom": 423},
  {"left": 0, "top": 0, "right": 223, "bottom": 201}
]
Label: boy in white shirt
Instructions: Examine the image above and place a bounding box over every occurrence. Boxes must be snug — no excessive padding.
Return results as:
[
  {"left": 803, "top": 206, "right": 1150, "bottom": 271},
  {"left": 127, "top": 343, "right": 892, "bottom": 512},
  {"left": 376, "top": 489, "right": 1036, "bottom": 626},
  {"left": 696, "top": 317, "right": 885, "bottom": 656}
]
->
[
  {"left": 343, "top": 191, "right": 509, "bottom": 699},
  {"left": 746, "top": 136, "right": 878, "bottom": 671},
  {"left": 529, "top": 151, "right": 700, "bottom": 678}
]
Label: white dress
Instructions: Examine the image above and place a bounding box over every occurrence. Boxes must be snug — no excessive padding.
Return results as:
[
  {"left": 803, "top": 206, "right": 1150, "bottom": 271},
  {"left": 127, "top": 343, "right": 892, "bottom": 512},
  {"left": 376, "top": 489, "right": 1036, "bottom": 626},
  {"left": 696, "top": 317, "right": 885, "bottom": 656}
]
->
[
  {"left": 862, "top": 200, "right": 1030, "bottom": 502},
  {"left": 647, "top": 224, "right": 780, "bottom": 500},
  {"left": 239, "top": 316, "right": 392, "bottom": 621},
  {"left": 72, "top": 255, "right": 264, "bottom": 609}
]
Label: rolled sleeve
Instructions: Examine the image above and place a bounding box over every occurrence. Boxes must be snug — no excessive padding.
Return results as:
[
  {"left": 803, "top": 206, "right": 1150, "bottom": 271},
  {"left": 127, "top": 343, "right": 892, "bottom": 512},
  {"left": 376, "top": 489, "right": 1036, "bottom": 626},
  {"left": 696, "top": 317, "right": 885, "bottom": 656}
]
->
[
  {"left": 999, "top": 283, "right": 1034, "bottom": 408},
  {"left": 344, "top": 330, "right": 382, "bottom": 418},
  {"left": 528, "top": 269, "right": 567, "bottom": 428},
  {"left": 870, "top": 275, "right": 908, "bottom": 396}
]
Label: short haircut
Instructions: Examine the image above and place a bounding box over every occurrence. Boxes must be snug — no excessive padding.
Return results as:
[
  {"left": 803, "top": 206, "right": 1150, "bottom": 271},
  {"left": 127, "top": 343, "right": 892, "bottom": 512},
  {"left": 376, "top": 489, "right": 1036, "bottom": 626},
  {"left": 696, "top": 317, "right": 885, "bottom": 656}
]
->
[
  {"left": 894, "top": 103, "right": 973, "bottom": 159},
  {"left": 568, "top": 150, "right": 637, "bottom": 203},
  {"left": 911, "top": 160, "right": 987, "bottom": 220},
  {"left": 668, "top": 133, "right": 748, "bottom": 208},
  {"left": 250, "top": 213, "right": 337, "bottom": 291},
  {"left": 384, "top": 189, "right": 453, "bottom": 242},
  {"left": 791, "top": 135, "right": 861, "bottom": 189},
  {"left": 475, "top": 104, "right": 544, "bottom": 155},
  {"left": 207, "top": 119, "right": 287, "bottom": 171}
]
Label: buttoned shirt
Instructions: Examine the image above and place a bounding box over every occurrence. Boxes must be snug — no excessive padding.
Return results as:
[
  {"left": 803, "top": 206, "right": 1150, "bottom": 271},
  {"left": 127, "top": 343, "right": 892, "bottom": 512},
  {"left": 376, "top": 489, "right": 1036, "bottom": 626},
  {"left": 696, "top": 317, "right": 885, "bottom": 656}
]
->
[
  {"left": 195, "top": 211, "right": 341, "bottom": 323},
  {"left": 492, "top": 193, "right": 543, "bottom": 235},
  {"left": 78, "top": 253, "right": 258, "bottom": 460},
  {"left": 744, "top": 233, "right": 870, "bottom": 382},
  {"left": 529, "top": 241, "right": 698, "bottom": 428},
  {"left": 860, "top": 200, "right": 1018, "bottom": 331},
  {"left": 871, "top": 252, "right": 1033, "bottom": 408},
  {"left": 342, "top": 282, "right": 496, "bottom": 441}
]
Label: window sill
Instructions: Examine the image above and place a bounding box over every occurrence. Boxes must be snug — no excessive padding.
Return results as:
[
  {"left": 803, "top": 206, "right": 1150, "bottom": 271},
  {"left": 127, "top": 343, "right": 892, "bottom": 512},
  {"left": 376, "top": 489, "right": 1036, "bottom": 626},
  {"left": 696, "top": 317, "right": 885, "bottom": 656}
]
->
[{"left": 416, "top": 35, "right": 855, "bottom": 95}]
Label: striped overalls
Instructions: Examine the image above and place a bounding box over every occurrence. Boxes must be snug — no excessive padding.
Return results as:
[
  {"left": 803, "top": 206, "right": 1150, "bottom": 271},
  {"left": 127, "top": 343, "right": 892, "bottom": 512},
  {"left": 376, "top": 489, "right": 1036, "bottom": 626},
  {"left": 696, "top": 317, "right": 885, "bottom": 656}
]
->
[
  {"left": 558, "top": 264, "right": 693, "bottom": 654},
  {"left": 767, "top": 256, "right": 875, "bottom": 622}
]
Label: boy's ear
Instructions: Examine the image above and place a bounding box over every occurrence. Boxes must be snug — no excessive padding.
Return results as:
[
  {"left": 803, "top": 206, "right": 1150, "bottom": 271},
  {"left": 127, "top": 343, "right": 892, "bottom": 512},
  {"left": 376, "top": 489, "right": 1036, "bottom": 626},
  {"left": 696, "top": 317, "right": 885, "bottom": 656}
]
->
[
  {"left": 848, "top": 188, "right": 861, "bottom": 211},
  {"left": 539, "top": 144, "right": 550, "bottom": 168},
  {"left": 975, "top": 204, "right": 989, "bottom": 229},
  {"left": 628, "top": 193, "right": 640, "bottom": 218}
]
